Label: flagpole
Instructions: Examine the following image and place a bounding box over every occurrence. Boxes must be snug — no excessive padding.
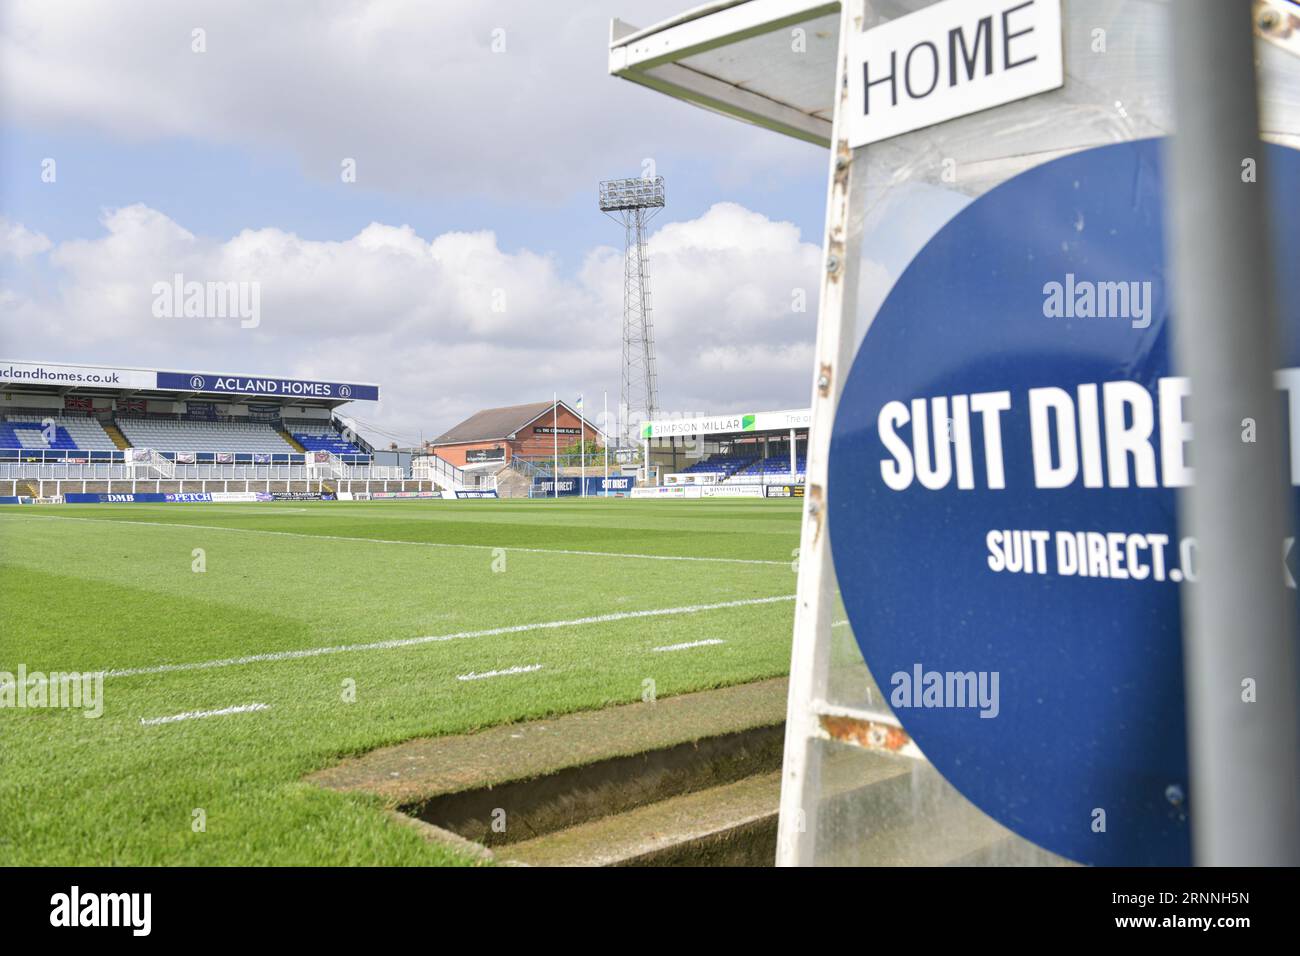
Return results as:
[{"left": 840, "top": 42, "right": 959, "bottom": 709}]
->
[
  {"left": 552, "top": 392, "right": 558, "bottom": 500},
  {"left": 603, "top": 390, "right": 609, "bottom": 498},
  {"left": 580, "top": 395, "right": 586, "bottom": 498}
]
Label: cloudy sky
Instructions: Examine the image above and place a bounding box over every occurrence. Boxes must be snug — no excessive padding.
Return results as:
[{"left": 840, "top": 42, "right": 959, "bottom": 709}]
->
[{"left": 0, "top": 0, "right": 830, "bottom": 444}]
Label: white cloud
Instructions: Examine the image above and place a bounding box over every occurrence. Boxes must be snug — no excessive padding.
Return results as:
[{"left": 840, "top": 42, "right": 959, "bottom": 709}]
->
[
  {"left": 0, "top": 0, "right": 815, "bottom": 202},
  {"left": 0, "top": 202, "right": 821, "bottom": 441},
  {"left": 0, "top": 218, "right": 52, "bottom": 258}
]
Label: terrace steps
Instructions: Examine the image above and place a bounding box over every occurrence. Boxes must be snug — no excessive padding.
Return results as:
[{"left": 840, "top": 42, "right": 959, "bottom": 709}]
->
[
  {"left": 278, "top": 429, "right": 307, "bottom": 453},
  {"left": 102, "top": 422, "right": 132, "bottom": 450},
  {"left": 506, "top": 769, "right": 783, "bottom": 866},
  {"left": 493, "top": 465, "right": 532, "bottom": 498},
  {"left": 498, "top": 738, "right": 1022, "bottom": 867}
]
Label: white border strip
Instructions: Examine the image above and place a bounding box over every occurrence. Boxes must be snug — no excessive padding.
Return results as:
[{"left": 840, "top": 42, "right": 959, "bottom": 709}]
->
[
  {"left": 140, "top": 702, "right": 270, "bottom": 726},
  {"left": 88, "top": 595, "right": 795, "bottom": 680},
  {"left": 651, "top": 639, "right": 726, "bottom": 652},
  {"left": 457, "top": 664, "right": 544, "bottom": 681}
]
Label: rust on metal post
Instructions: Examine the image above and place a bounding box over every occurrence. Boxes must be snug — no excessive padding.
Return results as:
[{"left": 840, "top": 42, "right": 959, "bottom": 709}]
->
[
  {"left": 816, "top": 363, "right": 832, "bottom": 397},
  {"left": 806, "top": 483, "right": 825, "bottom": 544},
  {"left": 1255, "top": 0, "right": 1300, "bottom": 53},
  {"left": 819, "top": 713, "right": 913, "bottom": 753},
  {"left": 823, "top": 143, "right": 852, "bottom": 284}
]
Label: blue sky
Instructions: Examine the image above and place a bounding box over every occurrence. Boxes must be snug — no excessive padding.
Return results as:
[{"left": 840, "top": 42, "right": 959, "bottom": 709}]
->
[
  {"left": 1, "top": 123, "right": 827, "bottom": 272},
  {"left": 0, "top": 1, "right": 831, "bottom": 439}
]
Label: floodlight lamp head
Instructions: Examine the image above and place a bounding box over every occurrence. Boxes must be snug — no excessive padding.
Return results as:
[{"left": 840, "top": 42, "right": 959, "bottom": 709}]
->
[{"left": 598, "top": 176, "right": 666, "bottom": 211}]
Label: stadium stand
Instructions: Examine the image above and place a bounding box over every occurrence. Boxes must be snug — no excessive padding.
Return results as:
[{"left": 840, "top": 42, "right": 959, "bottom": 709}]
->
[
  {"left": 1, "top": 413, "right": 118, "bottom": 451},
  {"left": 741, "top": 454, "right": 807, "bottom": 477},
  {"left": 290, "top": 420, "right": 365, "bottom": 456},
  {"left": 682, "top": 454, "right": 756, "bottom": 478},
  {"left": 0, "top": 361, "right": 481, "bottom": 499},
  {"left": 115, "top": 416, "right": 296, "bottom": 454}
]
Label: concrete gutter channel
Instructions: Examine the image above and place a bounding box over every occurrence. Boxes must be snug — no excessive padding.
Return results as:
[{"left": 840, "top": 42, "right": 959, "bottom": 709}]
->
[{"left": 308, "top": 677, "right": 1019, "bottom": 866}]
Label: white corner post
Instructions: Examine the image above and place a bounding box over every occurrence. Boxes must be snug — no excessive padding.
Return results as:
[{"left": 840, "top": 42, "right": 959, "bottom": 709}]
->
[
  {"left": 1167, "top": 0, "right": 1300, "bottom": 865},
  {"left": 776, "top": 0, "right": 867, "bottom": 867}
]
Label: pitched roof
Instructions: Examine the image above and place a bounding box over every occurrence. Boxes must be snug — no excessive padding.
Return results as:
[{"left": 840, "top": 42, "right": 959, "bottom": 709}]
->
[{"left": 432, "top": 400, "right": 584, "bottom": 445}]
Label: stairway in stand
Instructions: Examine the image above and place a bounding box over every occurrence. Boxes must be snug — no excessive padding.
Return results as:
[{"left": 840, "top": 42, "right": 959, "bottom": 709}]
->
[
  {"left": 102, "top": 422, "right": 132, "bottom": 450},
  {"left": 278, "top": 428, "right": 307, "bottom": 453}
]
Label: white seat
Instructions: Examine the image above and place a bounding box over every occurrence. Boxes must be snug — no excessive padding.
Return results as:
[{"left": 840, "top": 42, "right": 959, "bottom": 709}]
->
[{"left": 115, "top": 418, "right": 295, "bottom": 454}]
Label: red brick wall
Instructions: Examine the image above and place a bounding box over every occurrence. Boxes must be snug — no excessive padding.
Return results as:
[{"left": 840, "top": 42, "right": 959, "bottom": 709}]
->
[
  {"left": 434, "top": 441, "right": 508, "bottom": 467},
  {"left": 511, "top": 406, "right": 601, "bottom": 461},
  {"left": 432, "top": 406, "right": 601, "bottom": 466}
]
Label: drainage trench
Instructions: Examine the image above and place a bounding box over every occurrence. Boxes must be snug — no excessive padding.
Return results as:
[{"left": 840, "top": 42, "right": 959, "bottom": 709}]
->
[{"left": 401, "top": 724, "right": 785, "bottom": 854}]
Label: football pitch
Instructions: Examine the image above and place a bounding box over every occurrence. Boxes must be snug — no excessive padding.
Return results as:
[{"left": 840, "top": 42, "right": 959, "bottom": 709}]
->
[{"left": 0, "top": 498, "right": 801, "bottom": 865}]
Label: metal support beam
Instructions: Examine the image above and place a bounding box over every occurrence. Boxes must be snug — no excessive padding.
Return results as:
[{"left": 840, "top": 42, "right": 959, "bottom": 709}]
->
[
  {"left": 1167, "top": 0, "right": 1300, "bottom": 865},
  {"left": 776, "top": 0, "right": 865, "bottom": 867}
]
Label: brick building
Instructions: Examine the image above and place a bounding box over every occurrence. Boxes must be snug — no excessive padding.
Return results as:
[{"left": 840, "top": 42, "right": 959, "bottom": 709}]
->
[{"left": 428, "top": 400, "right": 603, "bottom": 467}]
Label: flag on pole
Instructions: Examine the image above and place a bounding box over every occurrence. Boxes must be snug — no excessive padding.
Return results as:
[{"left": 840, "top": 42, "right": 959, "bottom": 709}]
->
[{"left": 578, "top": 394, "right": 586, "bottom": 497}]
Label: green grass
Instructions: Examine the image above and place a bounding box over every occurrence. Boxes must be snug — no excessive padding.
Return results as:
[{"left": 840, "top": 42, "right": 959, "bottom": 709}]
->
[{"left": 0, "top": 498, "right": 801, "bottom": 865}]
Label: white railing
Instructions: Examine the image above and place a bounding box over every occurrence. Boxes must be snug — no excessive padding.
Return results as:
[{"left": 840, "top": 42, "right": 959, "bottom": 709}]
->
[
  {"left": 2, "top": 477, "right": 440, "bottom": 497},
  {"left": 722, "top": 473, "right": 806, "bottom": 486},
  {"left": 0, "top": 462, "right": 413, "bottom": 481},
  {"left": 412, "top": 453, "right": 465, "bottom": 492},
  {"left": 305, "top": 452, "right": 349, "bottom": 480},
  {"left": 127, "top": 448, "right": 175, "bottom": 479}
]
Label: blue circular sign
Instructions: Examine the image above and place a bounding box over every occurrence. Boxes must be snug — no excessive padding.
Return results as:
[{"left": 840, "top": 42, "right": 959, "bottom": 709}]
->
[{"left": 829, "top": 138, "right": 1300, "bottom": 866}]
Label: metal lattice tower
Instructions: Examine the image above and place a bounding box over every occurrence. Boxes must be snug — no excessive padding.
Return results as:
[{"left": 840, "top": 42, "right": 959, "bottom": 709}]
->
[{"left": 599, "top": 176, "right": 663, "bottom": 446}]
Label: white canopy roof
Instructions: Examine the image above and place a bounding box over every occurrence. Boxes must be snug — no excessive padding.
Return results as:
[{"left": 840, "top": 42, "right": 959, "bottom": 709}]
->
[
  {"left": 642, "top": 407, "right": 811, "bottom": 439},
  {"left": 609, "top": 0, "right": 841, "bottom": 147}
]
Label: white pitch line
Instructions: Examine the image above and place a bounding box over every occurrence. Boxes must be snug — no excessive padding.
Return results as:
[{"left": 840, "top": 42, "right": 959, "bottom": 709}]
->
[
  {"left": 140, "top": 702, "right": 270, "bottom": 726},
  {"left": 457, "top": 664, "right": 544, "bottom": 682},
  {"left": 651, "top": 639, "right": 726, "bottom": 652},
  {"left": 76, "top": 595, "right": 796, "bottom": 681},
  {"left": 0, "top": 513, "right": 787, "bottom": 566}
]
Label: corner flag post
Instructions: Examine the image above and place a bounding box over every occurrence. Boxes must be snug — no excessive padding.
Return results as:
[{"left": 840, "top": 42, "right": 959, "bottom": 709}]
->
[
  {"left": 603, "top": 391, "right": 609, "bottom": 497},
  {"left": 578, "top": 393, "right": 586, "bottom": 498},
  {"left": 552, "top": 392, "right": 558, "bottom": 499}
]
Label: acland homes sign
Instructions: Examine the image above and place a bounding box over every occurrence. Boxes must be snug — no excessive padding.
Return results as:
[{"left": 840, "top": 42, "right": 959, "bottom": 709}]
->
[
  {"left": 0, "top": 362, "right": 378, "bottom": 402},
  {"left": 642, "top": 409, "right": 811, "bottom": 439},
  {"left": 0, "top": 362, "right": 156, "bottom": 390},
  {"left": 155, "top": 372, "right": 378, "bottom": 401}
]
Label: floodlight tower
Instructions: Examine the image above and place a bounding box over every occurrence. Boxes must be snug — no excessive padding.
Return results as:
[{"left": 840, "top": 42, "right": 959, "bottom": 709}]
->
[{"left": 599, "top": 176, "right": 664, "bottom": 446}]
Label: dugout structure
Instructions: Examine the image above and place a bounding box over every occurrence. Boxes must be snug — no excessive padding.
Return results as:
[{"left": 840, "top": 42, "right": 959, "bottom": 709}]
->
[{"left": 610, "top": 0, "right": 1300, "bottom": 866}]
